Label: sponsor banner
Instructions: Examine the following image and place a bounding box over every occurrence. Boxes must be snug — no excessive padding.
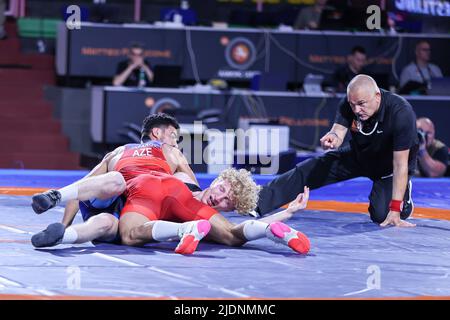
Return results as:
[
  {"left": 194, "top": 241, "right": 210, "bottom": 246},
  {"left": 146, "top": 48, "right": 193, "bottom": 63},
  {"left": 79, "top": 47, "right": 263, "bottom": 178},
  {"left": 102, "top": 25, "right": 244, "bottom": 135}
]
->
[
  {"left": 63, "top": 24, "right": 450, "bottom": 87},
  {"left": 99, "top": 88, "right": 450, "bottom": 150},
  {"left": 394, "top": 0, "right": 450, "bottom": 17}
]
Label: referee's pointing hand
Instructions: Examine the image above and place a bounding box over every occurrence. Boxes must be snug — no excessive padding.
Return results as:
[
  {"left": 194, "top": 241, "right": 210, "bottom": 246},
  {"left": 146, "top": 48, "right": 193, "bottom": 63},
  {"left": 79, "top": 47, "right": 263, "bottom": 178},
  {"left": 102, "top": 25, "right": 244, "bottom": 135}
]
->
[{"left": 320, "top": 132, "right": 340, "bottom": 150}]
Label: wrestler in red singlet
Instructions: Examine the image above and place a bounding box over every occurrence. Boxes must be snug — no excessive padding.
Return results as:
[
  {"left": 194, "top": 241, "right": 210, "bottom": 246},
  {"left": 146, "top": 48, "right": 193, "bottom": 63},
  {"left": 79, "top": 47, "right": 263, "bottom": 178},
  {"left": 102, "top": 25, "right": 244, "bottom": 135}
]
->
[
  {"left": 114, "top": 141, "right": 172, "bottom": 182},
  {"left": 120, "top": 172, "right": 217, "bottom": 222},
  {"left": 115, "top": 141, "right": 217, "bottom": 222}
]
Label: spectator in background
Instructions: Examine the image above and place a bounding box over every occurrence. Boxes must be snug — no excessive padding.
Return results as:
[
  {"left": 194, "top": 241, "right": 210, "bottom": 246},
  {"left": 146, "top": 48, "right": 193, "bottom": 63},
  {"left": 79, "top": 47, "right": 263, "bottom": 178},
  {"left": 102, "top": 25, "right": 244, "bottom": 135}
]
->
[
  {"left": 386, "top": 12, "right": 398, "bottom": 35},
  {"left": 293, "top": 0, "right": 328, "bottom": 30},
  {"left": 415, "top": 117, "right": 448, "bottom": 178},
  {"left": 399, "top": 41, "right": 443, "bottom": 93},
  {"left": 113, "top": 43, "right": 154, "bottom": 87},
  {"left": 0, "top": 0, "right": 6, "bottom": 40},
  {"left": 162, "top": 0, "right": 197, "bottom": 26},
  {"left": 333, "top": 46, "right": 368, "bottom": 92}
]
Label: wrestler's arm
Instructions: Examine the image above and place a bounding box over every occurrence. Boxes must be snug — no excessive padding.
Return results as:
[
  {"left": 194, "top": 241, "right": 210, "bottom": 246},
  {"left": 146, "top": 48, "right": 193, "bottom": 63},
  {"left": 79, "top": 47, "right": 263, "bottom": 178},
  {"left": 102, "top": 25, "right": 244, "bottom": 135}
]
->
[
  {"left": 257, "top": 187, "right": 310, "bottom": 224},
  {"left": 174, "top": 150, "right": 199, "bottom": 185},
  {"left": 163, "top": 143, "right": 199, "bottom": 185},
  {"left": 208, "top": 187, "right": 309, "bottom": 246},
  {"left": 61, "top": 147, "right": 123, "bottom": 227},
  {"left": 173, "top": 172, "right": 196, "bottom": 184}
]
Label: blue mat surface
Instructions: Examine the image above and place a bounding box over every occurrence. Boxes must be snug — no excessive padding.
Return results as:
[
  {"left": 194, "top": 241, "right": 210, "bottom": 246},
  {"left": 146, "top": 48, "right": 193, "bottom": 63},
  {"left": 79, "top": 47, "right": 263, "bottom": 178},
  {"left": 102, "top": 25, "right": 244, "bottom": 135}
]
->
[
  {"left": 1, "top": 169, "right": 449, "bottom": 209},
  {"left": 0, "top": 170, "right": 449, "bottom": 298}
]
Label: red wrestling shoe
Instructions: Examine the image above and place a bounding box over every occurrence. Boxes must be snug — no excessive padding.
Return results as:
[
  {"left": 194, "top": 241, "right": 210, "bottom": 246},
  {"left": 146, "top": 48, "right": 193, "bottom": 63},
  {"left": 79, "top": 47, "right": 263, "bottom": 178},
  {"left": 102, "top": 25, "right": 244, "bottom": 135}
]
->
[
  {"left": 175, "top": 220, "right": 211, "bottom": 255},
  {"left": 266, "top": 221, "right": 310, "bottom": 254}
]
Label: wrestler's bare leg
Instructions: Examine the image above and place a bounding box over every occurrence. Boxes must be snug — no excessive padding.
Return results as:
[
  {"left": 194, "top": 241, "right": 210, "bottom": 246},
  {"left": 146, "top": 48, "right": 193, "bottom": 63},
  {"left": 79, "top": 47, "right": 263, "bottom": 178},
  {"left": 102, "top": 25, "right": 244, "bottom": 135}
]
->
[
  {"left": 119, "top": 212, "right": 211, "bottom": 254},
  {"left": 72, "top": 213, "right": 119, "bottom": 243},
  {"left": 119, "top": 212, "right": 152, "bottom": 246},
  {"left": 31, "top": 212, "right": 119, "bottom": 248},
  {"left": 31, "top": 172, "right": 126, "bottom": 214},
  {"left": 205, "top": 214, "right": 310, "bottom": 254}
]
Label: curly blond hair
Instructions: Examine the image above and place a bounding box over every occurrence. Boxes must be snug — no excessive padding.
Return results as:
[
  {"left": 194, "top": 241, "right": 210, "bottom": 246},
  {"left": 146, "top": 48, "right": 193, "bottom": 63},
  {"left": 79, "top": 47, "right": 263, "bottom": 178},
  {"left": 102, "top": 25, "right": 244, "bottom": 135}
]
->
[{"left": 213, "top": 168, "right": 261, "bottom": 215}]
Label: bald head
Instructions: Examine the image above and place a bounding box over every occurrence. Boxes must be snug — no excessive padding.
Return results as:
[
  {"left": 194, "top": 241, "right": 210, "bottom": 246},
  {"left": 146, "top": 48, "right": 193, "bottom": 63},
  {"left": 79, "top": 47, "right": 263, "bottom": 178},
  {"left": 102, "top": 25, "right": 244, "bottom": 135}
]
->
[
  {"left": 347, "top": 74, "right": 380, "bottom": 96},
  {"left": 346, "top": 75, "right": 382, "bottom": 122},
  {"left": 417, "top": 117, "right": 435, "bottom": 147},
  {"left": 417, "top": 117, "right": 434, "bottom": 130}
]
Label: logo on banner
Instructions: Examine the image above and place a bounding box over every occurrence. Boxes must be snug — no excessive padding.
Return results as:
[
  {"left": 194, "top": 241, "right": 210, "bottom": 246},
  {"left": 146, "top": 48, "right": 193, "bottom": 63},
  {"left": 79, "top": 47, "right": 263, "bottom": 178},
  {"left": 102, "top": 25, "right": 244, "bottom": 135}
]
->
[
  {"left": 146, "top": 97, "right": 181, "bottom": 114},
  {"left": 224, "top": 37, "right": 257, "bottom": 70},
  {"left": 395, "top": 0, "right": 450, "bottom": 17}
]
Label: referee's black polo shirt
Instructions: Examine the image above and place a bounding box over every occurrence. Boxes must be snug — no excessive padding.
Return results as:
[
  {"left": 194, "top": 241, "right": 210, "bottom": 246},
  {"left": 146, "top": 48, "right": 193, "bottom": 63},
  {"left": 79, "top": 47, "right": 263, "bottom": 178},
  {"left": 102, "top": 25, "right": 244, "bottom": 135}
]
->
[{"left": 335, "top": 89, "right": 419, "bottom": 179}]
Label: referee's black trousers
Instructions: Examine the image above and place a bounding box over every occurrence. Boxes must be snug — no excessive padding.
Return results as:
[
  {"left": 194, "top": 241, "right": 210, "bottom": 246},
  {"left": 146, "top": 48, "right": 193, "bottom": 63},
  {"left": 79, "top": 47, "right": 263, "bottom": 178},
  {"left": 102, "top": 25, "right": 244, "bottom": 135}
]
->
[{"left": 256, "top": 147, "right": 412, "bottom": 223}]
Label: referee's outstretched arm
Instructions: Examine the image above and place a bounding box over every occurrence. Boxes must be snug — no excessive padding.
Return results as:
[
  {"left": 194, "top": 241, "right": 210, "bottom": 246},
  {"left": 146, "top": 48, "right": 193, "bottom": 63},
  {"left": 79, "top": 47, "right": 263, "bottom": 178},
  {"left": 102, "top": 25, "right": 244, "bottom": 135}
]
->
[{"left": 320, "top": 123, "right": 348, "bottom": 150}]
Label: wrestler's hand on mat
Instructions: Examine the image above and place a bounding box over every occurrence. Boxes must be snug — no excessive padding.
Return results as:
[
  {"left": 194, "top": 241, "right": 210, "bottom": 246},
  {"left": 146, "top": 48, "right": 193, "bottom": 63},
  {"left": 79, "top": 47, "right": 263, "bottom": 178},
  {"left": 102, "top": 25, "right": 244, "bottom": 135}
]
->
[
  {"left": 380, "top": 211, "right": 416, "bottom": 228},
  {"left": 320, "top": 132, "right": 340, "bottom": 150},
  {"left": 287, "top": 186, "right": 310, "bottom": 214}
]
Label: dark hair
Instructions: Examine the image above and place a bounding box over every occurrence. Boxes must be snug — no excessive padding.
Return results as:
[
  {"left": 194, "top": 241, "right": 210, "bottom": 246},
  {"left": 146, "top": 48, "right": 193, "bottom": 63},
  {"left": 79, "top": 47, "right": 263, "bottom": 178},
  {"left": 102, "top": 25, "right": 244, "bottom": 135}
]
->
[
  {"left": 130, "top": 41, "right": 144, "bottom": 50},
  {"left": 351, "top": 46, "right": 366, "bottom": 55},
  {"left": 141, "top": 113, "right": 180, "bottom": 142}
]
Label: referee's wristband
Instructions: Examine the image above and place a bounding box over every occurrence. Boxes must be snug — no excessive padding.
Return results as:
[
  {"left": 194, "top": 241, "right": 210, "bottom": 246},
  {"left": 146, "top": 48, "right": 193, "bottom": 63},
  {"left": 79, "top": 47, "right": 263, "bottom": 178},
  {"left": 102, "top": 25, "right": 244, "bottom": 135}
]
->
[{"left": 389, "top": 200, "right": 403, "bottom": 213}]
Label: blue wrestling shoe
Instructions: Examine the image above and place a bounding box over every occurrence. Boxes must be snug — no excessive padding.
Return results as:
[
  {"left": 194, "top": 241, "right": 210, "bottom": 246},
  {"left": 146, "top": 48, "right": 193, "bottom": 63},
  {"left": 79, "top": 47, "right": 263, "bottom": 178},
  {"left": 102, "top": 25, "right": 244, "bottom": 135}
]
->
[
  {"left": 31, "top": 223, "right": 65, "bottom": 248},
  {"left": 31, "top": 190, "right": 61, "bottom": 214}
]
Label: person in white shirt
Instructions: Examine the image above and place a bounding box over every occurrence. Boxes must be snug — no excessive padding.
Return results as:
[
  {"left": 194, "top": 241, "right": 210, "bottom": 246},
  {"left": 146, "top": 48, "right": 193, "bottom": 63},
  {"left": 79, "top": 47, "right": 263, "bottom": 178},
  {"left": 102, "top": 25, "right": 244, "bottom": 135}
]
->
[{"left": 399, "top": 40, "right": 443, "bottom": 91}]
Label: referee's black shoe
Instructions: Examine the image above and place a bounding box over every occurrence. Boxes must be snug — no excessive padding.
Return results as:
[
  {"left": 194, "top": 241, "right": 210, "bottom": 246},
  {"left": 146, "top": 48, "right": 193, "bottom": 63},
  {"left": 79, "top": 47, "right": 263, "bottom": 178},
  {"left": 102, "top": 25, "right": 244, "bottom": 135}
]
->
[
  {"left": 31, "top": 190, "right": 61, "bottom": 214},
  {"left": 400, "top": 180, "right": 414, "bottom": 220}
]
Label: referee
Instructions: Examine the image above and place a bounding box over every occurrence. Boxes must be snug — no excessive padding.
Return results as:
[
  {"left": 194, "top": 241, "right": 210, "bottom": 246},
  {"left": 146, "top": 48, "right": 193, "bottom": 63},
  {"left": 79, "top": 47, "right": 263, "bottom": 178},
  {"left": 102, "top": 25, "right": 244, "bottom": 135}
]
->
[{"left": 256, "top": 75, "right": 419, "bottom": 227}]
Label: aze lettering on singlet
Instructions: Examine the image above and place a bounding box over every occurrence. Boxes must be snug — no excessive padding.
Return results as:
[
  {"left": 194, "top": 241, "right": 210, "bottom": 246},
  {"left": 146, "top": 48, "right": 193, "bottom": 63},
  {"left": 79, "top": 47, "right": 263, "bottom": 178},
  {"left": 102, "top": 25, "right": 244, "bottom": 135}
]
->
[{"left": 114, "top": 141, "right": 172, "bottom": 182}]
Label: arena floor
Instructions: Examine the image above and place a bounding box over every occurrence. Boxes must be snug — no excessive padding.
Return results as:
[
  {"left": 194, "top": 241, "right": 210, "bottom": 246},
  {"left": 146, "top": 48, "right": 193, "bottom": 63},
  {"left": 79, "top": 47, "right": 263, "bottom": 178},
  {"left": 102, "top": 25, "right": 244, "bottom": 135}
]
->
[{"left": 0, "top": 170, "right": 449, "bottom": 299}]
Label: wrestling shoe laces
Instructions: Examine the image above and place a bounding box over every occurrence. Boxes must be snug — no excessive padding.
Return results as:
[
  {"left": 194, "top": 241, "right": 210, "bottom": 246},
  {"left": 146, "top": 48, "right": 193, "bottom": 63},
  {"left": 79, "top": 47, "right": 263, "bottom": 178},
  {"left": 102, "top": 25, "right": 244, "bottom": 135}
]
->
[
  {"left": 31, "top": 190, "right": 62, "bottom": 214},
  {"left": 265, "top": 221, "right": 310, "bottom": 254},
  {"left": 175, "top": 220, "right": 211, "bottom": 255}
]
